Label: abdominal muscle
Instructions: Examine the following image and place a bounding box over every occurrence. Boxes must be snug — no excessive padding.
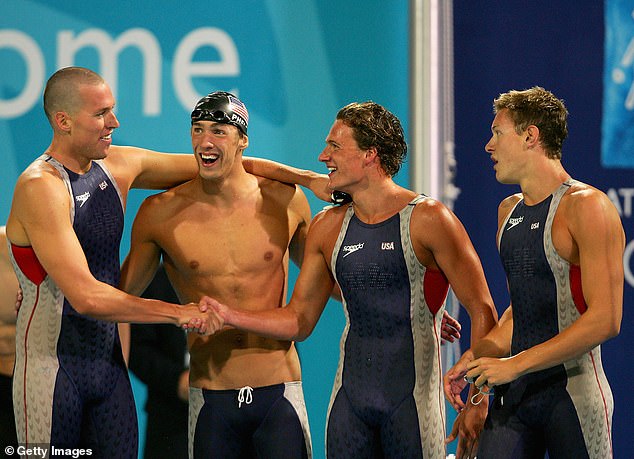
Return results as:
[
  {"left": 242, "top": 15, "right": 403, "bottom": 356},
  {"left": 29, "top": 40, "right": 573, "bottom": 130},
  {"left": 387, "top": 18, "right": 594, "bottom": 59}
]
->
[
  {"left": 169, "top": 264, "right": 302, "bottom": 390},
  {"left": 188, "top": 331, "right": 302, "bottom": 390}
]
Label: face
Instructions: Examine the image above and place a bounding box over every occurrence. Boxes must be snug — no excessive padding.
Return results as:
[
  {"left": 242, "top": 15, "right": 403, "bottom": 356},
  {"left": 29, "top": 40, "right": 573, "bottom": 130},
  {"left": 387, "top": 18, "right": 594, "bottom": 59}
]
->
[
  {"left": 65, "top": 82, "right": 119, "bottom": 161},
  {"left": 318, "top": 119, "right": 367, "bottom": 192},
  {"left": 191, "top": 121, "right": 248, "bottom": 180},
  {"left": 485, "top": 109, "right": 529, "bottom": 184}
]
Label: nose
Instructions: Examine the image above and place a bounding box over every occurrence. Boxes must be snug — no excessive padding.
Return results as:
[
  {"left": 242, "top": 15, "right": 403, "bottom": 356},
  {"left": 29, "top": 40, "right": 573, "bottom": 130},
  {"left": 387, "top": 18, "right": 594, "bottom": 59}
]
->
[
  {"left": 485, "top": 136, "right": 494, "bottom": 153},
  {"left": 108, "top": 111, "right": 120, "bottom": 129},
  {"left": 318, "top": 147, "right": 330, "bottom": 163}
]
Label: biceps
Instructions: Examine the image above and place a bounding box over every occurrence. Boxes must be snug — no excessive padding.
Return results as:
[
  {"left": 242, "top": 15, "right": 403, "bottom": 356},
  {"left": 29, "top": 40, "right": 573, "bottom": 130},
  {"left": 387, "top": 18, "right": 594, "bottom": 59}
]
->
[
  {"left": 288, "top": 247, "right": 333, "bottom": 330},
  {"left": 120, "top": 239, "right": 161, "bottom": 295}
]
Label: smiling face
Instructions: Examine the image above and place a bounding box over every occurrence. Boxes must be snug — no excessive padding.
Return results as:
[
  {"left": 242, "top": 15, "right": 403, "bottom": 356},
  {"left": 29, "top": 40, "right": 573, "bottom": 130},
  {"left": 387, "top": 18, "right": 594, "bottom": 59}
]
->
[
  {"left": 63, "top": 82, "right": 119, "bottom": 162},
  {"left": 485, "top": 109, "right": 529, "bottom": 184},
  {"left": 318, "top": 119, "right": 368, "bottom": 193},
  {"left": 191, "top": 120, "right": 248, "bottom": 181}
]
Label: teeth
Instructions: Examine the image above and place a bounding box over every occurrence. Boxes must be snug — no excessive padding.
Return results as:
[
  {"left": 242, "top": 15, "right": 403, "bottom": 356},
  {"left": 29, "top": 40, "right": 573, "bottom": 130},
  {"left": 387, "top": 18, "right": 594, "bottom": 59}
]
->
[
  {"left": 101, "top": 134, "right": 111, "bottom": 140},
  {"left": 201, "top": 153, "right": 218, "bottom": 160},
  {"left": 328, "top": 167, "right": 337, "bottom": 172}
]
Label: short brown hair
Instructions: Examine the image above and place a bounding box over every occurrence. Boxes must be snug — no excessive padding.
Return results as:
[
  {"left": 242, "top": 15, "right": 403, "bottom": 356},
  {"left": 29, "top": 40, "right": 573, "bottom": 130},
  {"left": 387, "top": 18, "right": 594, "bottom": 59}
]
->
[
  {"left": 43, "top": 67, "right": 104, "bottom": 124},
  {"left": 493, "top": 86, "right": 568, "bottom": 159}
]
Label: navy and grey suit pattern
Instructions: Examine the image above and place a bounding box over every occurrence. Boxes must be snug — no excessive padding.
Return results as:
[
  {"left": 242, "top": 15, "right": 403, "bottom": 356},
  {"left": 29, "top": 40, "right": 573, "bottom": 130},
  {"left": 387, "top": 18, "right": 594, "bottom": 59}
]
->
[{"left": 11, "top": 156, "right": 137, "bottom": 457}]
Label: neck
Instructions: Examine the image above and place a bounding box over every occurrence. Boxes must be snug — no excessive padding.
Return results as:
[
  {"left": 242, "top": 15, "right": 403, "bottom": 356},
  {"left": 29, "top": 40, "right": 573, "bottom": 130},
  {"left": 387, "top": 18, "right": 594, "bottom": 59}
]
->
[
  {"left": 46, "top": 138, "right": 93, "bottom": 174},
  {"left": 198, "top": 167, "right": 257, "bottom": 204},
  {"left": 519, "top": 159, "right": 570, "bottom": 205},
  {"left": 350, "top": 178, "right": 415, "bottom": 223}
]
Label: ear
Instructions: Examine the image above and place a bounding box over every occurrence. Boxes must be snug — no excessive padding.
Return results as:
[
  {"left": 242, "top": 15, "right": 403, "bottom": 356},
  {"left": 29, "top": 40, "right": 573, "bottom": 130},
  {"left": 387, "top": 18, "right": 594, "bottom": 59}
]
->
[
  {"left": 54, "top": 111, "right": 72, "bottom": 133},
  {"left": 364, "top": 146, "right": 379, "bottom": 166},
  {"left": 239, "top": 134, "right": 249, "bottom": 150},
  {"left": 525, "top": 125, "right": 540, "bottom": 148}
]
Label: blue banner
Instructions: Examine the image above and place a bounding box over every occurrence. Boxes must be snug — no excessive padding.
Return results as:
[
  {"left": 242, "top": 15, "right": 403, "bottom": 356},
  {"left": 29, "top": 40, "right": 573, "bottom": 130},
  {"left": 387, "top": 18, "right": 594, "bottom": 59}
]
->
[{"left": 602, "top": 0, "right": 634, "bottom": 168}]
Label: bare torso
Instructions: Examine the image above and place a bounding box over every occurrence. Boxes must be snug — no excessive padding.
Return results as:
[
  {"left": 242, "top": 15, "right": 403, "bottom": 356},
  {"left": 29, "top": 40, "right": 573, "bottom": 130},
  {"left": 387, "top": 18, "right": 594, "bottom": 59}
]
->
[{"left": 147, "top": 176, "right": 306, "bottom": 389}]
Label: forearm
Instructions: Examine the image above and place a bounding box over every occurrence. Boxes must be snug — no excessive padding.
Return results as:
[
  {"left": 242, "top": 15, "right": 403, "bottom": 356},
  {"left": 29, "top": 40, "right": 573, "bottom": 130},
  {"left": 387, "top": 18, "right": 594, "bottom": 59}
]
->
[
  {"left": 242, "top": 157, "right": 315, "bottom": 187},
  {"left": 472, "top": 305, "right": 512, "bottom": 359},
  {"left": 222, "top": 304, "right": 305, "bottom": 341},
  {"left": 68, "top": 282, "right": 186, "bottom": 326},
  {"left": 510, "top": 311, "right": 618, "bottom": 377},
  {"left": 467, "top": 304, "right": 497, "bottom": 348},
  {"left": 243, "top": 157, "right": 331, "bottom": 201}
]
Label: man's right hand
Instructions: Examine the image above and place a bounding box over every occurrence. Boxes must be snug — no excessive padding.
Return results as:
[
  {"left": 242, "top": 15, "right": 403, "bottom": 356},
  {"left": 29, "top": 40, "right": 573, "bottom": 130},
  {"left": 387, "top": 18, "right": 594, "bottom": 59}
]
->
[{"left": 180, "top": 300, "right": 224, "bottom": 335}]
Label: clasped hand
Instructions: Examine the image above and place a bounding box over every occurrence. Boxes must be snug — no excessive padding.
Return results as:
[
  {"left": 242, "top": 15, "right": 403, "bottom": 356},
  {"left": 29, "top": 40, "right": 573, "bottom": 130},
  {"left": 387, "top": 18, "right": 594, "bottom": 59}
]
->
[{"left": 181, "top": 297, "right": 225, "bottom": 335}]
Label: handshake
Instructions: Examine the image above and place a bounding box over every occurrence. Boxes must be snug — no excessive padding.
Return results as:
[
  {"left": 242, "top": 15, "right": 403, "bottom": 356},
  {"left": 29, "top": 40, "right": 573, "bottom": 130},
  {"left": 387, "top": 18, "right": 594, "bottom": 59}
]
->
[{"left": 179, "top": 296, "right": 228, "bottom": 335}]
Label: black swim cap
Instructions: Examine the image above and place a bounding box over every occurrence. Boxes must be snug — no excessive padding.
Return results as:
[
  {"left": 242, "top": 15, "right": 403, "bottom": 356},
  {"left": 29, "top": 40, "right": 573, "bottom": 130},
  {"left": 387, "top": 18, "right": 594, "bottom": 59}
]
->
[{"left": 191, "top": 91, "right": 249, "bottom": 135}]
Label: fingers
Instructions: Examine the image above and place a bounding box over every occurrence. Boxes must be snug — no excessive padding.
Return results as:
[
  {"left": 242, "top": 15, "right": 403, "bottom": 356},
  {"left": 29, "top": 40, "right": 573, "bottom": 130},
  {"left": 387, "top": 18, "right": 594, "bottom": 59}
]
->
[
  {"left": 444, "top": 360, "right": 469, "bottom": 410},
  {"left": 443, "top": 374, "right": 467, "bottom": 411},
  {"left": 441, "top": 310, "right": 461, "bottom": 343},
  {"left": 15, "top": 287, "right": 23, "bottom": 315},
  {"left": 443, "top": 310, "right": 462, "bottom": 330}
]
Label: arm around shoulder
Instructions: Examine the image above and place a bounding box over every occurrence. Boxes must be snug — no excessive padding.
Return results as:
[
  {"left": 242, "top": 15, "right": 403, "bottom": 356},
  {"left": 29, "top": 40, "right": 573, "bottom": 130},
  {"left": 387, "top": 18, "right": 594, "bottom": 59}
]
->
[{"left": 243, "top": 156, "right": 331, "bottom": 202}]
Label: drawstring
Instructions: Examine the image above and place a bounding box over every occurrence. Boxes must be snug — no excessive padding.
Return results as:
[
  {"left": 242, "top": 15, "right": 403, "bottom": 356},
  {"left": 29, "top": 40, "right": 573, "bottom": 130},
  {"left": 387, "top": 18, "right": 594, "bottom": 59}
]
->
[
  {"left": 238, "top": 386, "right": 253, "bottom": 408},
  {"left": 470, "top": 386, "right": 492, "bottom": 406}
]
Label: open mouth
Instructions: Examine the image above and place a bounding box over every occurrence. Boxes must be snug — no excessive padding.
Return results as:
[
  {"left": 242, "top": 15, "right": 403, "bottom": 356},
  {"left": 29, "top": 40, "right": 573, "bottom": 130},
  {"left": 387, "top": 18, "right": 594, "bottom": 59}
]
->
[
  {"left": 200, "top": 152, "right": 219, "bottom": 166},
  {"left": 327, "top": 166, "right": 337, "bottom": 175}
]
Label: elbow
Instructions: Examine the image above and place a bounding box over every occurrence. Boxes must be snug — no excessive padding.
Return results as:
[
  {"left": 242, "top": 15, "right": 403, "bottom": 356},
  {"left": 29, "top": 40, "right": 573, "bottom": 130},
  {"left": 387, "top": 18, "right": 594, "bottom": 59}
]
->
[
  {"left": 594, "top": 317, "right": 621, "bottom": 344},
  {"left": 606, "top": 320, "right": 621, "bottom": 340},
  {"left": 65, "top": 287, "right": 106, "bottom": 318},
  {"left": 70, "top": 296, "right": 100, "bottom": 316},
  {"left": 292, "top": 316, "right": 315, "bottom": 342}
]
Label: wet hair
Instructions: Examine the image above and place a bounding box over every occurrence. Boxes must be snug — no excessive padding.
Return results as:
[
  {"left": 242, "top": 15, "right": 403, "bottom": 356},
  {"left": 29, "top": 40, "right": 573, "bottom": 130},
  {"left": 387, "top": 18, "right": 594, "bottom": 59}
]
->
[
  {"left": 336, "top": 101, "right": 407, "bottom": 177},
  {"left": 493, "top": 86, "right": 568, "bottom": 159},
  {"left": 43, "top": 67, "right": 104, "bottom": 125}
]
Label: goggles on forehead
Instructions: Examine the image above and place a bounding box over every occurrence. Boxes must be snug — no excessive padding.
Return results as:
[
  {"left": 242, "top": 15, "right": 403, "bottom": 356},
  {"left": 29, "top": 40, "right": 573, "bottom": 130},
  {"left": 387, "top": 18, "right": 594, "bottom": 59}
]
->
[
  {"left": 191, "top": 108, "right": 247, "bottom": 135},
  {"left": 191, "top": 109, "right": 233, "bottom": 124}
]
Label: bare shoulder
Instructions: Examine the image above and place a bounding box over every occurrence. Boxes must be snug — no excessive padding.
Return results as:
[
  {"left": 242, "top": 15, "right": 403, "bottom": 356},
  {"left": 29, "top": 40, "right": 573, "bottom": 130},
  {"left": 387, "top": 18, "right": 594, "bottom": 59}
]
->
[
  {"left": 137, "top": 185, "right": 184, "bottom": 217},
  {"left": 14, "top": 158, "right": 67, "bottom": 201},
  {"left": 410, "top": 196, "right": 461, "bottom": 229},
  {"left": 257, "top": 176, "right": 310, "bottom": 213},
  {"left": 258, "top": 175, "right": 301, "bottom": 199},
  {"left": 564, "top": 180, "right": 611, "bottom": 208},
  {"left": 563, "top": 181, "right": 622, "bottom": 228},
  {"left": 499, "top": 193, "right": 522, "bottom": 216},
  {"left": 307, "top": 205, "right": 349, "bottom": 244},
  {"left": 314, "top": 204, "right": 347, "bottom": 224}
]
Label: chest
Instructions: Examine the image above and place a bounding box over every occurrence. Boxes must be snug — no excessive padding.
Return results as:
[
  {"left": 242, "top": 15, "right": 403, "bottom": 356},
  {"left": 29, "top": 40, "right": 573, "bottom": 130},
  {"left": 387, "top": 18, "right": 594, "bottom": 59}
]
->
[
  {"left": 500, "top": 196, "right": 578, "bottom": 267},
  {"left": 161, "top": 203, "right": 294, "bottom": 277}
]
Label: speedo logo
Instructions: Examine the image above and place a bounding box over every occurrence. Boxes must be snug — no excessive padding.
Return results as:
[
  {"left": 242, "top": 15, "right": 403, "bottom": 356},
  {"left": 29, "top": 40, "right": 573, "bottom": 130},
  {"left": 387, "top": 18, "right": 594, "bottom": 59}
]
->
[
  {"left": 506, "top": 216, "right": 523, "bottom": 230},
  {"left": 342, "top": 242, "right": 364, "bottom": 258},
  {"left": 75, "top": 191, "right": 91, "bottom": 208}
]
